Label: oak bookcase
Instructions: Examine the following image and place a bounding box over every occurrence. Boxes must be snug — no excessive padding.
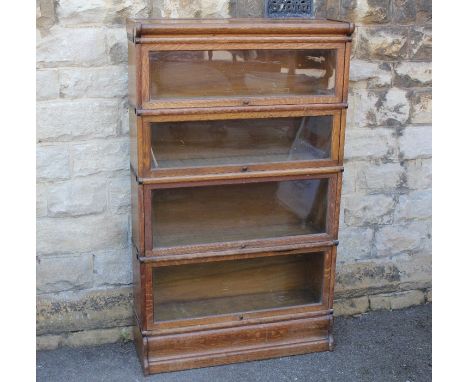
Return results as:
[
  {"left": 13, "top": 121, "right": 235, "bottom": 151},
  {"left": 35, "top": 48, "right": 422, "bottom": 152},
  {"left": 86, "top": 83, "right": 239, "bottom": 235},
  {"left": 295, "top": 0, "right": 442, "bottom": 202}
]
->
[{"left": 127, "top": 18, "right": 354, "bottom": 375}]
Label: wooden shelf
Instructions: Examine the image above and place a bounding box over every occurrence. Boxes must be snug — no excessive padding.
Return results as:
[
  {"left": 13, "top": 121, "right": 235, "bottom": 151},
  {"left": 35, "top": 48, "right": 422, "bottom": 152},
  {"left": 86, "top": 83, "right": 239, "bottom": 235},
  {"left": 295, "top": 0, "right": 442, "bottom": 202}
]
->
[{"left": 154, "top": 290, "right": 322, "bottom": 322}]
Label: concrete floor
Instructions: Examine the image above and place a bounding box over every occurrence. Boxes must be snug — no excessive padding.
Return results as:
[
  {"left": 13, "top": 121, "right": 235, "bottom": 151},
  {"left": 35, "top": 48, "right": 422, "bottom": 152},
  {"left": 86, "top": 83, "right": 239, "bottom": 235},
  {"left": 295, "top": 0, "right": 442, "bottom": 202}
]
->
[{"left": 37, "top": 304, "right": 431, "bottom": 382}]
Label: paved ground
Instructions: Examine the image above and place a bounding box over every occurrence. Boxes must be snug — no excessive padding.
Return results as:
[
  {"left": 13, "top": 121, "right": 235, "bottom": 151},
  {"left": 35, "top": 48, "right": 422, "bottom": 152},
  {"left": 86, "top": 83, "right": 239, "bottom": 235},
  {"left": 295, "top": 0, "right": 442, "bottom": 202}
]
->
[{"left": 37, "top": 304, "right": 431, "bottom": 382}]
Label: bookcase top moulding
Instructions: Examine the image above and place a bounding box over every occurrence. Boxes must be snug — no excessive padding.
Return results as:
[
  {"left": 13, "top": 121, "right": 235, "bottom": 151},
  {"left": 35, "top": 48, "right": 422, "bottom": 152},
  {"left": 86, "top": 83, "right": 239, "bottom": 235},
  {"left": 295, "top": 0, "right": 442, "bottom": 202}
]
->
[{"left": 126, "top": 18, "right": 355, "bottom": 42}]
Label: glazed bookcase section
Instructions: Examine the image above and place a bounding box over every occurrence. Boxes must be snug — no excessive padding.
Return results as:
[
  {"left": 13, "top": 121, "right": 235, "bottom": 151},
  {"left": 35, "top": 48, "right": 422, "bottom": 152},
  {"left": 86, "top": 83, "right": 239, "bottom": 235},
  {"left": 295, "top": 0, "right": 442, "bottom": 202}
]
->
[
  {"left": 127, "top": 18, "right": 354, "bottom": 110},
  {"left": 131, "top": 107, "right": 346, "bottom": 180},
  {"left": 144, "top": 172, "right": 341, "bottom": 257},
  {"left": 152, "top": 252, "right": 325, "bottom": 322},
  {"left": 134, "top": 245, "right": 336, "bottom": 332}
]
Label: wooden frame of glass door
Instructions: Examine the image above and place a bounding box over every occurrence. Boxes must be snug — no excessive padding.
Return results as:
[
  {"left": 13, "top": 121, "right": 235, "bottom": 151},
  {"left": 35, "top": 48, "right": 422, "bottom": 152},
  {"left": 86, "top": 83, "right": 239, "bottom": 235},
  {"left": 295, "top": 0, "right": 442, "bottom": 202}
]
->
[{"left": 135, "top": 245, "right": 337, "bottom": 333}]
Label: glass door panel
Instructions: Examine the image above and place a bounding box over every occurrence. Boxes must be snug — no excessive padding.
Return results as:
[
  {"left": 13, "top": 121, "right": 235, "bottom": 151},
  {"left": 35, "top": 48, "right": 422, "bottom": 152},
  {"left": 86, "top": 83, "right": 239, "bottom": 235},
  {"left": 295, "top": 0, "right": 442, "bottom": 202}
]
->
[
  {"left": 150, "top": 115, "right": 333, "bottom": 169},
  {"left": 149, "top": 49, "right": 337, "bottom": 101},
  {"left": 152, "top": 178, "right": 328, "bottom": 249},
  {"left": 152, "top": 252, "right": 325, "bottom": 322}
]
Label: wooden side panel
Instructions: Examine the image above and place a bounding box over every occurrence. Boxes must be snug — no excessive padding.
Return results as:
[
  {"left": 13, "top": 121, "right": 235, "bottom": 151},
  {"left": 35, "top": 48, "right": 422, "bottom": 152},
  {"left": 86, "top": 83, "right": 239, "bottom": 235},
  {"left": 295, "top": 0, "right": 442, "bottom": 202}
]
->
[
  {"left": 337, "top": 41, "right": 351, "bottom": 164},
  {"left": 131, "top": 178, "right": 144, "bottom": 253},
  {"left": 341, "top": 41, "right": 352, "bottom": 103},
  {"left": 328, "top": 246, "right": 338, "bottom": 310},
  {"left": 128, "top": 41, "right": 141, "bottom": 107},
  {"left": 129, "top": 108, "right": 138, "bottom": 175},
  {"left": 134, "top": 325, "right": 149, "bottom": 376},
  {"left": 146, "top": 315, "right": 331, "bottom": 373},
  {"left": 132, "top": 247, "right": 143, "bottom": 324}
]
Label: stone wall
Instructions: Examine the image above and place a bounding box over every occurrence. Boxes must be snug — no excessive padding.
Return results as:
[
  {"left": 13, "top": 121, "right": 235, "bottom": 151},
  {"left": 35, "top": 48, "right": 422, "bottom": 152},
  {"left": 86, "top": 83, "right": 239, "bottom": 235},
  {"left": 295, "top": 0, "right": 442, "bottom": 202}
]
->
[{"left": 36, "top": 0, "right": 431, "bottom": 349}]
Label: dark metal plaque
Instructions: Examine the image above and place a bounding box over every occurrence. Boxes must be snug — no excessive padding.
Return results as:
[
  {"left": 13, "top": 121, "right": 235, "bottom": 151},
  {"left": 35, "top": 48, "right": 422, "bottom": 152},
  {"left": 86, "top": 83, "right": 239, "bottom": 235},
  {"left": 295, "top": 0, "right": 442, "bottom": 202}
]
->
[{"left": 266, "top": 0, "right": 313, "bottom": 18}]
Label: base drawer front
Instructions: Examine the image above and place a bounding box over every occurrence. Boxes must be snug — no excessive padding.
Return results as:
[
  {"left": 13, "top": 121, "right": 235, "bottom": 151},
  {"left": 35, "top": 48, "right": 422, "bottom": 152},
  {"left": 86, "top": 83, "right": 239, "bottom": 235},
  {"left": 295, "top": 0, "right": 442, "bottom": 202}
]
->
[{"left": 147, "top": 315, "right": 331, "bottom": 363}]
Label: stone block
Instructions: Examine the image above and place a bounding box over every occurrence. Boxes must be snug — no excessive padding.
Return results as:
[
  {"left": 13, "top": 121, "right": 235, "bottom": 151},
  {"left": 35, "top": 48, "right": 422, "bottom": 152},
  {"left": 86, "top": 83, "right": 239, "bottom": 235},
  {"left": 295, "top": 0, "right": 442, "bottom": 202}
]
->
[
  {"left": 426, "top": 288, "right": 432, "bottom": 302},
  {"left": 337, "top": 227, "right": 374, "bottom": 262},
  {"left": 409, "top": 26, "right": 431, "bottom": 60},
  {"left": 36, "top": 335, "right": 62, "bottom": 351},
  {"left": 343, "top": 193, "right": 395, "bottom": 226},
  {"left": 37, "top": 287, "right": 133, "bottom": 335},
  {"left": 340, "top": 0, "right": 390, "bottom": 24},
  {"left": 36, "top": 70, "right": 59, "bottom": 100},
  {"left": 36, "top": 326, "right": 134, "bottom": 350},
  {"left": 37, "top": 100, "right": 119, "bottom": 142},
  {"left": 334, "top": 296, "right": 369, "bottom": 316},
  {"left": 47, "top": 176, "right": 108, "bottom": 217},
  {"left": 325, "top": 0, "right": 341, "bottom": 19},
  {"left": 410, "top": 90, "right": 432, "bottom": 124},
  {"left": 60, "top": 66, "right": 127, "bottom": 99},
  {"left": 399, "top": 125, "right": 432, "bottom": 159},
  {"left": 335, "top": 260, "right": 401, "bottom": 297},
  {"left": 106, "top": 28, "right": 128, "bottom": 65},
  {"left": 108, "top": 176, "right": 131, "bottom": 213},
  {"left": 37, "top": 144, "right": 70, "bottom": 181},
  {"left": 375, "top": 220, "right": 431, "bottom": 257},
  {"left": 369, "top": 293, "right": 391, "bottom": 310},
  {"left": 62, "top": 326, "right": 134, "bottom": 347},
  {"left": 357, "top": 27, "right": 409, "bottom": 60},
  {"left": 394, "top": 62, "right": 432, "bottom": 88},
  {"left": 416, "top": 0, "right": 432, "bottom": 24},
  {"left": 405, "top": 158, "right": 431, "bottom": 189},
  {"left": 36, "top": 214, "right": 128, "bottom": 254},
  {"left": 394, "top": 253, "right": 432, "bottom": 290},
  {"left": 355, "top": 162, "right": 404, "bottom": 192},
  {"left": 93, "top": 248, "right": 133, "bottom": 287},
  {"left": 349, "top": 88, "right": 410, "bottom": 127},
  {"left": 393, "top": 0, "right": 416, "bottom": 24},
  {"left": 57, "top": 0, "right": 150, "bottom": 26},
  {"left": 36, "top": 254, "right": 93, "bottom": 294},
  {"left": 236, "top": 0, "right": 263, "bottom": 17},
  {"left": 37, "top": 0, "right": 57, "bottom": 31},
  {"left": 152, "top": 0, "right": 200, "bottom": 17},
  {"left": 342, "top": 162, "right": 356, "bottom": 194},
  {"left": 390, "top": 290, "right": 425, "bottom": 309},
  {"left": 394, "top": 190, "right": 432, "bottom": 222},
  {"left": 200, "top": 0, "right": 231, "bottom": 17},
  {"left": 37, "top": 27, "right": 107, "bottom": 67},
  {"left": 71, "top": 139, "right": 129, "bottom": 176},
  {"left": 344, "top": 127, "right": 397, "bottom": 160},
  {"left": 119, "top": 107, "right": 130, "bottom": 135},
  {"left": 349, "top": 60, "right": 392, "bottom": 89},
  {"left": 36, "top": 183, "right": 48, "bottom": 218},
  {"left": 152, "top": 0, "right": 231, "bottom": 18},
  {"left": 369, "top": 289, "right": 425, "bottom": 310}
]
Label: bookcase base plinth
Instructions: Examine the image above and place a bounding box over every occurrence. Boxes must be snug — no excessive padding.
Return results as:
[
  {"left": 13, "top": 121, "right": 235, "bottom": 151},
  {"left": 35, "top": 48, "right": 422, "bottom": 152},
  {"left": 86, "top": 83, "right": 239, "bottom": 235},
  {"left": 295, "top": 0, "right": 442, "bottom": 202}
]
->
[{"left": 134, "top": 313, "right": 334, "bottom": 375}]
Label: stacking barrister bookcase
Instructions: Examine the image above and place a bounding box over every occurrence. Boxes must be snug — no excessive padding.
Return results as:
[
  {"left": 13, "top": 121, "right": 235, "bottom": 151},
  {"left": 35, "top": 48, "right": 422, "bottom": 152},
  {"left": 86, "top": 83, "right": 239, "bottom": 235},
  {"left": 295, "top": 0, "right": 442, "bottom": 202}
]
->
[{"left": 127, "top": 18, "right": 354, "bottom": 375}]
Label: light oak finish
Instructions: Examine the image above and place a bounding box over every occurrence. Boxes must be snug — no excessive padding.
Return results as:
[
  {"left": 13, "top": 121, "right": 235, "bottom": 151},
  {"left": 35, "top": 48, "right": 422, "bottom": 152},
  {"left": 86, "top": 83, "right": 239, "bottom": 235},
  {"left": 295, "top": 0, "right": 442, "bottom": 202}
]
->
[{"left": 128, "top": 18, "right": 353, "bottom": 375}]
